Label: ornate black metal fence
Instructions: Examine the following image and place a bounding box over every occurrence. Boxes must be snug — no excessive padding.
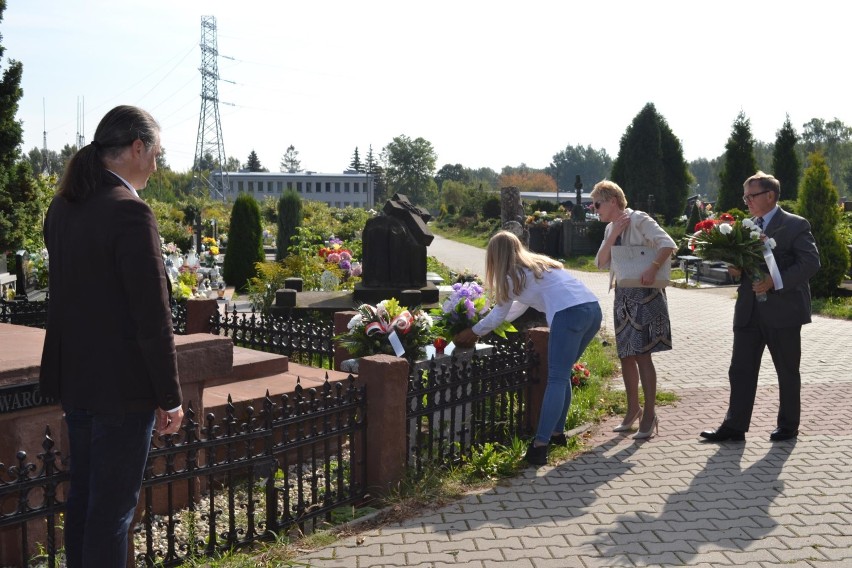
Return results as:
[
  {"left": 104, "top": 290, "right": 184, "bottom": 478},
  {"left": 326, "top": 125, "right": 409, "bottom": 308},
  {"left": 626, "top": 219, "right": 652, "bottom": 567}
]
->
[
  {"left": 0, "top": 376, "right": 366, "bottom": 568},
  {"left": 406, "top": 335, "right": 538, "bottom": 475},
  {"left": 0, "top": 298, "right": 189, "bottom": 336},
  {"left": 0, "top": 299, "right": 48, "bottom": 328},
  {"left": 170, "top": 299, "right": 187, "bottom": 335},
  {"left": 211, "top": 307, "right": 336, "bottom": 369}
]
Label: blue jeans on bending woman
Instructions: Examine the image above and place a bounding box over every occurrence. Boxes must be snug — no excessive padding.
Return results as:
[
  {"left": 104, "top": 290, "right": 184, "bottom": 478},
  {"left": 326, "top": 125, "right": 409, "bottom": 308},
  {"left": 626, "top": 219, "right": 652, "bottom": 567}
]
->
[{"left": 535, "top": 301, "right": 603, "bottom": 445}]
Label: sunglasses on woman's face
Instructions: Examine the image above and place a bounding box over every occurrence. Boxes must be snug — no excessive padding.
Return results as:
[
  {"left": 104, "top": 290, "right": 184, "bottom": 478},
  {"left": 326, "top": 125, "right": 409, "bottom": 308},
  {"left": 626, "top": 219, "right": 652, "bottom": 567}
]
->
[{"left": 594, "top": 201, "right": 604, "bottom": 209}]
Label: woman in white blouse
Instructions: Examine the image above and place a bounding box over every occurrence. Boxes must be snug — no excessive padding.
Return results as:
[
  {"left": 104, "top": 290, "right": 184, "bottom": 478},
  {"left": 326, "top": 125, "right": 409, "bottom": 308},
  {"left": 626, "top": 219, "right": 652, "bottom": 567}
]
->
[{"left": 454, "top": 231, "right": 602, "bottom": 465}]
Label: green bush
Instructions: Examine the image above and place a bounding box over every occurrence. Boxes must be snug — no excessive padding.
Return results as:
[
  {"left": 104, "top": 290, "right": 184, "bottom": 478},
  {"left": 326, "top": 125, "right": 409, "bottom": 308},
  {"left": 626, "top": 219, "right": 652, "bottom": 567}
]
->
[
  {"left": 482, "top": 195, "right": 501, "bottom": 219},
  {"left": 798, "top": 153, "right": 849, "bottom": 297},
  {"left": 261, "top": 196, "right": 278, "bottom": 224},
  {"left": 527, "top": 199, "right": 558, "bottom": 213},
  {"left": 276, "top": 190, "right": 302, "bottom": 261},
  {"left": 664, "top": 224, "right": 687, "bottom": 256},
  {"left": 157, "top": 218, "right": 194, "bottom": 252},
  {"left": 473, "top": 218, "right": 500, "bottom": 236},
  {"left": 459, "top": 202, "right": 477, "bottom": 218},
  {"left": 585, "top": 220, "right": 607, "bottom": 250},
  {"left": 223, "top": 194, "right": 264, "bottom": 291},
  {"left": 778, "top": 199, "right": 798, "bottom": 215}
]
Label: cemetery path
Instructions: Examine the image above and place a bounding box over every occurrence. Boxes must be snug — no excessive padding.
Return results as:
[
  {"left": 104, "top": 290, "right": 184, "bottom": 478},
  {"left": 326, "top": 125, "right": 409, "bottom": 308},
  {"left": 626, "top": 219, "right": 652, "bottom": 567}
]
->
[{"left": 296, "top": 236, "right": 852, "bottom": 567}]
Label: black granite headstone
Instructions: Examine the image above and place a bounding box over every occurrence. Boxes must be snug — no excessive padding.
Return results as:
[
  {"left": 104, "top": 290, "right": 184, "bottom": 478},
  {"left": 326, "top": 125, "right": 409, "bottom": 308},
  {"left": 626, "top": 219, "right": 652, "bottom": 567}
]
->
[{"left": 355, "top": 194, "right": 438, "bottom": 304}]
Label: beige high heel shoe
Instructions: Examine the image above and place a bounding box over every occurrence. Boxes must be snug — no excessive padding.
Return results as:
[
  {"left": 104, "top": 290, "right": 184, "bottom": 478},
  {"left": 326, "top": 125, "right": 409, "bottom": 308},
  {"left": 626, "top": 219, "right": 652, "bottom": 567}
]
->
[
  {"left": 613, "top": 408, "right": 643, "bottom": 432},
  {"left": 632, "top": 415, "right": 659, "bottom": 440}
]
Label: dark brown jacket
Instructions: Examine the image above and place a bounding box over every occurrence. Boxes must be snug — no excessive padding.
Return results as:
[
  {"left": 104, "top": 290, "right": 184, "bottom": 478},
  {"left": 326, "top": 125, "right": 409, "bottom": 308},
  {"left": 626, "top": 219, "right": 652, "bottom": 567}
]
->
[{"left": 39, "top": 174, "right": 182, "bottom": 413}]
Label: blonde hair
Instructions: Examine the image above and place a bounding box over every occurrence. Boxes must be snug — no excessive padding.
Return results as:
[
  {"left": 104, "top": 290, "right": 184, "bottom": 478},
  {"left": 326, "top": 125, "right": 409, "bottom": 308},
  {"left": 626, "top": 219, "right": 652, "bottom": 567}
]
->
[
  {"left": 485, "top": 231, "right": 563, "bottom": 304},
  {"left": 589, "top": 180, "right": 628, "bottom": 210}
]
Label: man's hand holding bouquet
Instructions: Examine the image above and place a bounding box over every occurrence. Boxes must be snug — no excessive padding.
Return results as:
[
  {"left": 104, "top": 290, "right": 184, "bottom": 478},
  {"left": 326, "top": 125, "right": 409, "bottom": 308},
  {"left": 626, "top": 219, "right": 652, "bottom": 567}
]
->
[{"left": 688, "top": 213, "right": 777, "bottom": 301}]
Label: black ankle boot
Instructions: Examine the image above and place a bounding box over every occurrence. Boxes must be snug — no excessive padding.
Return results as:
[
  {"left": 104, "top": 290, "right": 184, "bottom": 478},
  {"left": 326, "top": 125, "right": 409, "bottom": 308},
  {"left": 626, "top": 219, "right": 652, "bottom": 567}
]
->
[
  {"left": 549, "top": 432, "right": 568, "bottom": 446},
  {"left": 524, "top": 442, "right": 548, "bottom": 466}
]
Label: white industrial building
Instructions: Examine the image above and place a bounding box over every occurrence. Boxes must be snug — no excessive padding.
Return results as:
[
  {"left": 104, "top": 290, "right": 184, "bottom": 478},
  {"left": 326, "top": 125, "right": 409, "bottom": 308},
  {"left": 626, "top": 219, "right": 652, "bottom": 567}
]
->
[{"left": 212, "top": 171, "right": 375, "bottom": 209}]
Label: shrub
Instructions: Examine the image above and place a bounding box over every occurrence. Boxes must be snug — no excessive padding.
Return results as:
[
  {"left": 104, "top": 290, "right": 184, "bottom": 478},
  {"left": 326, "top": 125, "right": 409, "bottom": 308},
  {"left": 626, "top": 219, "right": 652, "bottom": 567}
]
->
[
  {"left": 473, "top": 218, "right": 500, "bottom": 236},
  {"left": 585, "top": 220, "right": 607, "bottom": 250},
  {"left": 482, "top": 195, "right": 501, "bottom": 219},
  {"left": 527, "top": 199, "right": 558, "bottom": 213},
  {"left": 724, "top": 207, "right": 747, "bottom": 220},
  {"left": 798, "top": 153, "right": 850, "bottom": 297},
  {"left": 778, "top": 199, "right": 798, "bottom": 215},
  {"left": 459, "top": 202, "right": 477, "bottom": 218},
  {"left": 223, "top": 194, "right": 264, "bottom": 291},
  {"left": 664, "top": 224, "right": 687, "bottom": 256},
  {"left": 157, "top": 218, "right": 194, "bottom": 253},
  {"left": 246, "top": 261, "right": 290, "bottom": 313},
  {"left": 276, "top": 190, "right": 302, "bottom": 261}
]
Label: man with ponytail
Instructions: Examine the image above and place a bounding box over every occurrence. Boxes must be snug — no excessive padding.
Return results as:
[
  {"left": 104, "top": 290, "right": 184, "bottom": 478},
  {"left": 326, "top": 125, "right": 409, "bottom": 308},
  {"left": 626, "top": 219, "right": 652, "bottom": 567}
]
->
[{"left": 39, "top": 105, "right": 183, "bottom": 567}]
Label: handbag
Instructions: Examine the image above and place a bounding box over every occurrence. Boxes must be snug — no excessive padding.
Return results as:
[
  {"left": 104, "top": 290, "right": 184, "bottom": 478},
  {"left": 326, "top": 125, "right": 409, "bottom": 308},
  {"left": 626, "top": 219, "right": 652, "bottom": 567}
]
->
[{"left": 610, "top": 245, "right": 671, "bottom": 288}]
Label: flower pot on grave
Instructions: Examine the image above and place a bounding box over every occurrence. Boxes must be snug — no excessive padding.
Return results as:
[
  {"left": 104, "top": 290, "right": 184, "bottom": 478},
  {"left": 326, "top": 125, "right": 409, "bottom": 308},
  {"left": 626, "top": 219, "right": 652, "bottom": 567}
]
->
[{"left": 452, "top": 336, "right": 477, "bottom": 349}]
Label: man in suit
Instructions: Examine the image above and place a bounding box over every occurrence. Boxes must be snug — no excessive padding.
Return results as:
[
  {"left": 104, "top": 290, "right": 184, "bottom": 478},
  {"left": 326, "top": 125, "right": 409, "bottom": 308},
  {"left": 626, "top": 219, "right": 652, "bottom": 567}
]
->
[
  {"left": 701, "top": 171, "right": 820, "bottom": 443},
  {"left": 39, "top": 106, "right": 183, "bottom": 567}
]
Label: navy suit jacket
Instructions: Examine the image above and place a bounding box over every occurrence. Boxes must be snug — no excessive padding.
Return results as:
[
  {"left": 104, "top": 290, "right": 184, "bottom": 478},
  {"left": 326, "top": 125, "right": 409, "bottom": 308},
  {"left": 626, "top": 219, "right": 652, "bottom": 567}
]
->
[
  {"left": 733, "top": 207, "right": 820, "bottom": 328},
  {"left": 39, "top": 174, "right": 182, "bottom": 413}
]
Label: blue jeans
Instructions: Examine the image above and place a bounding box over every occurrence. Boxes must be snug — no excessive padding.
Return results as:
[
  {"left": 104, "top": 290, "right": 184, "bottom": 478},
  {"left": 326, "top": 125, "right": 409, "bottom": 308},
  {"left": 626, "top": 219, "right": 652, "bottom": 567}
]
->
[
  {"left": 64, "top": 409, "right": 156, "bottom": 568},
  {"left": 535, "top": 301, "right": 603, "bottom": 444}
]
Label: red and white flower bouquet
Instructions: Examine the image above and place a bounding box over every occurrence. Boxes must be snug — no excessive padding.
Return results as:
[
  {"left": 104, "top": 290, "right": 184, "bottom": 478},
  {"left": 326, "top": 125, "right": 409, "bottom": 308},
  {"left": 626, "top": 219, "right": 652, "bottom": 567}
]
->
[{"left": 335, "top": 298, "right": 435, "bottom": 358}]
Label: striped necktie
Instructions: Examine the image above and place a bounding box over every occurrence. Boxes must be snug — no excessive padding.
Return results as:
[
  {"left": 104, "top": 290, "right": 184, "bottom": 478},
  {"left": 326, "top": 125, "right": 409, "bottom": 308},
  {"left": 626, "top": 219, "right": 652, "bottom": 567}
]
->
[{"left": 756, "top": 217, "right": 764, "bottom": 230}]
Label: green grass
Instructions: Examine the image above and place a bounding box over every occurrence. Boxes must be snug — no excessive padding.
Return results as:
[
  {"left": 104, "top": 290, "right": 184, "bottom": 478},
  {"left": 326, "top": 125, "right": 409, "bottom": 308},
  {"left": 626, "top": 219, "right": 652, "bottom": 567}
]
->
[
  {"left": 812, "top": 295, "right": 852, "bottom": 320},
  {"left": 429, "top": 223, "right": 491, "bottom": 248},
  {"left": 560, "top": 254, "right": 603, "bottom": 272}
]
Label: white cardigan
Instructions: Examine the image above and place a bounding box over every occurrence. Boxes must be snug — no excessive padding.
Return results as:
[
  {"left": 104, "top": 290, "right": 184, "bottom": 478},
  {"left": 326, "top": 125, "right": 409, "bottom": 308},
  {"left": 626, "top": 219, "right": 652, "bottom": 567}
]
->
[{"left": 595, "top": 208, "right": 676, "bottom": 289}]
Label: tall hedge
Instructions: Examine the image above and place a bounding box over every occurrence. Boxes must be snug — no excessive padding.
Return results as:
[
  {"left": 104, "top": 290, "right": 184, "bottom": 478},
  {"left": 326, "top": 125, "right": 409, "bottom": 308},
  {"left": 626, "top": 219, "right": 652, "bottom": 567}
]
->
[
  {"left": 223, "top": 194, "right": 264, "bottom": 291},
  {"left": 797, "top": 152, "right": 849, "bottom": 297},
  {"left": 276, "top": 190, "right": 302, "bottom": 261}
]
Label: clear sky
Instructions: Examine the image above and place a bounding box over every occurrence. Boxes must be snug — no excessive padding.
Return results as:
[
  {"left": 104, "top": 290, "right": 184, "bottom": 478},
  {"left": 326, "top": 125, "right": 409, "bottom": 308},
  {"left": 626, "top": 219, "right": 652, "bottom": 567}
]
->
[{"left": 4, "top": 0, "right": 850, "bottom": 175}]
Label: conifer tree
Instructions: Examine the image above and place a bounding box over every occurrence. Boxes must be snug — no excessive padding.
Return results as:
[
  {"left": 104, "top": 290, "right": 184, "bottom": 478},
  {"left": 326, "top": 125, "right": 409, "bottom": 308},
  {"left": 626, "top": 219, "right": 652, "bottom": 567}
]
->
[
  {"left": 0, "top": 0, "right": 28, "bottom": 252},
  {"left": 246, "top": 150, "right": 264, "bottom": 172},
  {"left": 280, "top": 145, "right": 301, "bottom": 173},
  {"left": 797, "top": 152, "right": 849, "bottom": 297},
  {"left": 610, "top": 103, "right": 689, "bottom": 222},
  {"left": 772, "top": 115, "right": 801, "bottom": 202},
  {"left": 718, "top": 112, "right": 758, "bottom": 213},
  {"left": 349, "top": 147, "right": 362, "bottom": 172},
  {"left": 275, "top": 190, "right": 302, "bottom": 261},
  {"left": 223, "top": 194, "right": 264, "bottom": 291}
]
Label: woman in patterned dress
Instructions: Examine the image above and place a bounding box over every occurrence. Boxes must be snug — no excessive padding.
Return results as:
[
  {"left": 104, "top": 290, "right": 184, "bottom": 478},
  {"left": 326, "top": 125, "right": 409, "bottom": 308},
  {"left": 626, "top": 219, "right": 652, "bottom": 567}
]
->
[{"left": 592, "top": 180, "right": 676, "bottom": 439}]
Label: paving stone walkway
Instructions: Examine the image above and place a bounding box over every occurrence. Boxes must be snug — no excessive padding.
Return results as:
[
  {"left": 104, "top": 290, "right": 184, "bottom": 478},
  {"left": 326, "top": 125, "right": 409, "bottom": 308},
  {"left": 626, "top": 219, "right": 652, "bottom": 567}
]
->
[{"left": 296, "top": 235, "right": 852, "bottom": 567}]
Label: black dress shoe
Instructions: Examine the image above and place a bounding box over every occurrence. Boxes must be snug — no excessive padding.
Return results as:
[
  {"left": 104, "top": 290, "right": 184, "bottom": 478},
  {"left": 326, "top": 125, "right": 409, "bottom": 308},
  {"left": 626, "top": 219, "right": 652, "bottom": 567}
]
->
[
  {"left": 770, "top": 427, "right": 798, "bottom": 441},
  {"left": 699, "top": 426, "right": 745, "bottom": 442}
]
